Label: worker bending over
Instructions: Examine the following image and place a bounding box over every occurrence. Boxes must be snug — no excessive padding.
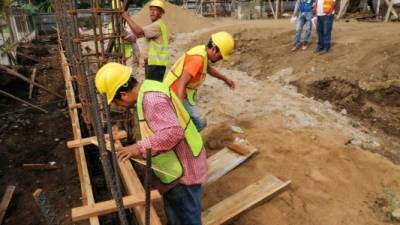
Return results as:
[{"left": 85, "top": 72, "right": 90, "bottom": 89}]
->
[
  {"left": 95, "top": 63, "right": 207, "bottom": 225},
  {"left": 164, "top": 31, "right": 235, "bottom": 132}
]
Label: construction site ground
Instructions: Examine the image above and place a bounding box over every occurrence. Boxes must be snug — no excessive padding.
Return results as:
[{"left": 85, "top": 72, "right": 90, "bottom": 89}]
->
[{"left": 1, "top": 14, "right": 400, "bottom": 225}]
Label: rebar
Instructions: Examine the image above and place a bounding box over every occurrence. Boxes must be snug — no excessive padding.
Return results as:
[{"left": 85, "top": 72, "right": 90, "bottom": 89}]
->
[{"left": 84, "top": 60, "right": 129, "bottom": 225}]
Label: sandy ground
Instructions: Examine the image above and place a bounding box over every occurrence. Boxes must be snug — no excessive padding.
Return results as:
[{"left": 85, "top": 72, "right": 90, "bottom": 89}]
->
[{"left": 167, "top": 19, "right": 400, "bottom": 225}]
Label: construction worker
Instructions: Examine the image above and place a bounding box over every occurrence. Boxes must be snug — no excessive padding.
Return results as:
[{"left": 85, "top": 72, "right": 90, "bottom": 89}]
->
[
  {"left": 314, "top": 0, "right": 336, "bottom": 54},
  {"left": 164, "top": 31, "right": 235, "bottom": 132},
  {"left": 95, "top": 63, "right": 207, "bottom": 225},
  {"left": 122, "top": 0, "right": 169, "bottom": 81},
  {"left": 108, "top": 0, "right": 138, "bottom": 67}
]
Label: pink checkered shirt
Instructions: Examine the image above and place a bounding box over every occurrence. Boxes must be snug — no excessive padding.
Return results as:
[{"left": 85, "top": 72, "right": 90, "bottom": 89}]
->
[{"left": 137, "top": 92, "right": 208, "bottom": 193}]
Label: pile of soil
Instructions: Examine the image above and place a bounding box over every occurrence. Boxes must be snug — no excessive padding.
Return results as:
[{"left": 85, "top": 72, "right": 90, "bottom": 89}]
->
[{"left": 131, "top": 2, "right": 212, "bottom": 34}]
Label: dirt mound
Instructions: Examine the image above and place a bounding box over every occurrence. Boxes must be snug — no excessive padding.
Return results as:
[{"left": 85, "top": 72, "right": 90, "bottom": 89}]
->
[
  {"left": 305, "top": 78, "right": 400, "bottom": 141},
  {"left": 131, "top": 2, "right": 212, "bottom": 34}
]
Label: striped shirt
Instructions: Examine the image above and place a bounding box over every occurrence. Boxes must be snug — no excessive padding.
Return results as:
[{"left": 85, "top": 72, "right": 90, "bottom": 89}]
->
[{"left": 137, "top": 92, "right": 208, "bottom": 193}]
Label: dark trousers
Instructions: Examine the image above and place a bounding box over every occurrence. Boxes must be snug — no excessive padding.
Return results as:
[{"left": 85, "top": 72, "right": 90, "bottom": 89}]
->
[
  {"left": 163, "top": 184, "right": 202, "bottom": 225},
  {"left": 145, "top": 65, "right": 166, "bottom": 82},
  {"left": 317, "top": 15, "right": 334, "bottom": 51}
]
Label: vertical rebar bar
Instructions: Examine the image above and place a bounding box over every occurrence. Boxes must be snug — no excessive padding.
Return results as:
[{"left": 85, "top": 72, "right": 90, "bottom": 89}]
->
[{"left": 83, "top": 59, "right": 129, "bottom": 225}]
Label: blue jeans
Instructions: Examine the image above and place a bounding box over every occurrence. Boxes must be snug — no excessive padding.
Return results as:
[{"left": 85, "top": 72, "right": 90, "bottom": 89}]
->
[
  {"left": 163, "top": 184, "right": 202, "bottom": 225},
  {"left": 183, "top": 99, "right": 207, "bottom": 132},
  {"left": 316, "top": 15, "right": 334, "bottom": 51},
  {"left": 295, "top": 12, "right": 313, "bottom": 47}
]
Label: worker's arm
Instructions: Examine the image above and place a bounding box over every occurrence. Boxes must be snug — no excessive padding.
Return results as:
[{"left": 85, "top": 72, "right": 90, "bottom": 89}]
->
[
  {"left": 121, "top": 11, "right": 145, "bottom": 38},
  {"left": 117, "top": 93, "right": 185, "bottom": 160},
  {"left": 175, "top": 71, "right": 193, "bottom": 101},
  {"left": 207, "top": 64, "right": 235, "bottom": 89}
]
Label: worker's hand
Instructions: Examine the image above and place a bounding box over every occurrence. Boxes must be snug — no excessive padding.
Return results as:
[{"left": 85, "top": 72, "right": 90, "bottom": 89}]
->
[
  {"left": 224, "top": 78, "right": 235, "bottom": 89},
  {"left": 117, "top": 144, "right": 141, "bottom": 162}
]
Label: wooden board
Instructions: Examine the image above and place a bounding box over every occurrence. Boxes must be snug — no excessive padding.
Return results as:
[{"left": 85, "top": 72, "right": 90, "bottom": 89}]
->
[
  {"left": 206, "top": 146, "right": 257, "bottom": 184},
  {"left": 114, "top": 140, "right": 163, "bottom": 225},
  {"left": 0, "top": 186, "right": 16, "bottom": 225},
  {"left": 59, "top": 50, "right": 100, "bottom": 225},
  {"left": 66, "top": 131, "right": 127, "bottom": 149},
  {"left": 202, "top": 175, "right": 291, "bottom": 225},
  {"left": 71, "top": 191, "right": 161, "bottom": 222}
]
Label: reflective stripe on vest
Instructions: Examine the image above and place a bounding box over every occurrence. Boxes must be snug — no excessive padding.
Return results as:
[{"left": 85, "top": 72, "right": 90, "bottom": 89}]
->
[
  {"left": 147, "top": 19, "right": 169, "bottom": 66},
  {"left": 163, "top": 45, "right": 208, "bottom": 105},
  {"left": 136, "top": 80, "right": 204, "bottom": 184}
]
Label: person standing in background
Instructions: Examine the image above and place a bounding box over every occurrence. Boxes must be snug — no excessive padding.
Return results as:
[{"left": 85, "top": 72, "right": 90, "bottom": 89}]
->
[{"left": 314, "top": 0, "right": 336, "bottom": 54}]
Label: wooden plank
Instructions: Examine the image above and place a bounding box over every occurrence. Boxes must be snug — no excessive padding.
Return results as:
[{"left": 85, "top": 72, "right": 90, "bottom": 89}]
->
[
  {"left": 202, "top": 175, "right": 291, "bottom": 225},
  {"left": 71, "top": 191, "right": 161, "bottom": 222},
  {"left": 0, "top": 186, "right": 16, "bottom": 225},
  {"left": 66, "top": 131, "right": 127, "bottom": 148},
  {"left": 207, "top": 146, "right": 257, "bottom": 184},
  {"left": 22, "top": 163, "right": 58, "bottom": 171},
  {"left": 59, "top": 50, "right": 100, "bottom": 225},
  {"left": 114, "top": 140, "right": 163, "bottom": 225}
]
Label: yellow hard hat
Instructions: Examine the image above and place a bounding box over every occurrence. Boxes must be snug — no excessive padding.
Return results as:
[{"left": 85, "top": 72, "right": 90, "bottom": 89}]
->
[
  {"left": 95, "top": 62, "right": 132, "bottom": 104},
  {"left": 149, "top": 0, "right": 165, "bottom": 11},
  {"left": 211, "top": 31, "right": 234, "bottom": 61}
]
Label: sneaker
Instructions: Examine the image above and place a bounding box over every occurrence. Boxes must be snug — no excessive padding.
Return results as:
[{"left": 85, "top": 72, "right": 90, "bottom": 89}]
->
[
  {"left": 314, "top": 48, "right": 322, "bottom": 53},
  {"left": 291, "top": 46, "right": 300, "bottom": 52},
  {"left": 301, "top": 43, "right": 308, "bottom": 50}
]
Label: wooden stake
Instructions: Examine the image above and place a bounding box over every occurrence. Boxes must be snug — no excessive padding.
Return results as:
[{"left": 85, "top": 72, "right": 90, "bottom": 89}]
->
[
  {"left": 0, "top": 186, "right": 16, "bottom": 225},
  {"left": 28, "top": 67, "right": 37, "bottom": 99},
  {"left": 0, "top": 89, "right": 48, "bottom": 113},
  {"left": 0, "top": 65, "right": 63, "bottom": 99}
]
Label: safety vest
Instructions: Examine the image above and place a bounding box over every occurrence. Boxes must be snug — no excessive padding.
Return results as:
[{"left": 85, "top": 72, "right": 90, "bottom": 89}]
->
[
  {"left": 163, "top": 45, "right": 208, "bottom": 105},
  {"left": 315, "top": 0, "right": 335, "bottom": 14},
  {"left": 108, "top": 23, "right": 133, "bottom": 58},
  {"left": 147, "top": 19, "right": 169, "bottom": 66},
  {"left": 136, "top": 80, "right": 204, "bottom": 184}
]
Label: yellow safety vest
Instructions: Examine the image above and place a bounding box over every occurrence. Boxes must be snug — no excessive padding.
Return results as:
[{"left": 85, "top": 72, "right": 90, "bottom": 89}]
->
[
  {"left": 108, "top": 23, "right": 133, "bottom": 58},
  {"left": 147, "top": 19, "right": 169, "bottom": 66},
  {"left": 136, "top": 80, "right": 204, "bottom": 184},
  {"left": 163, "top": 45, "right": 208, "bottom": 105}
]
